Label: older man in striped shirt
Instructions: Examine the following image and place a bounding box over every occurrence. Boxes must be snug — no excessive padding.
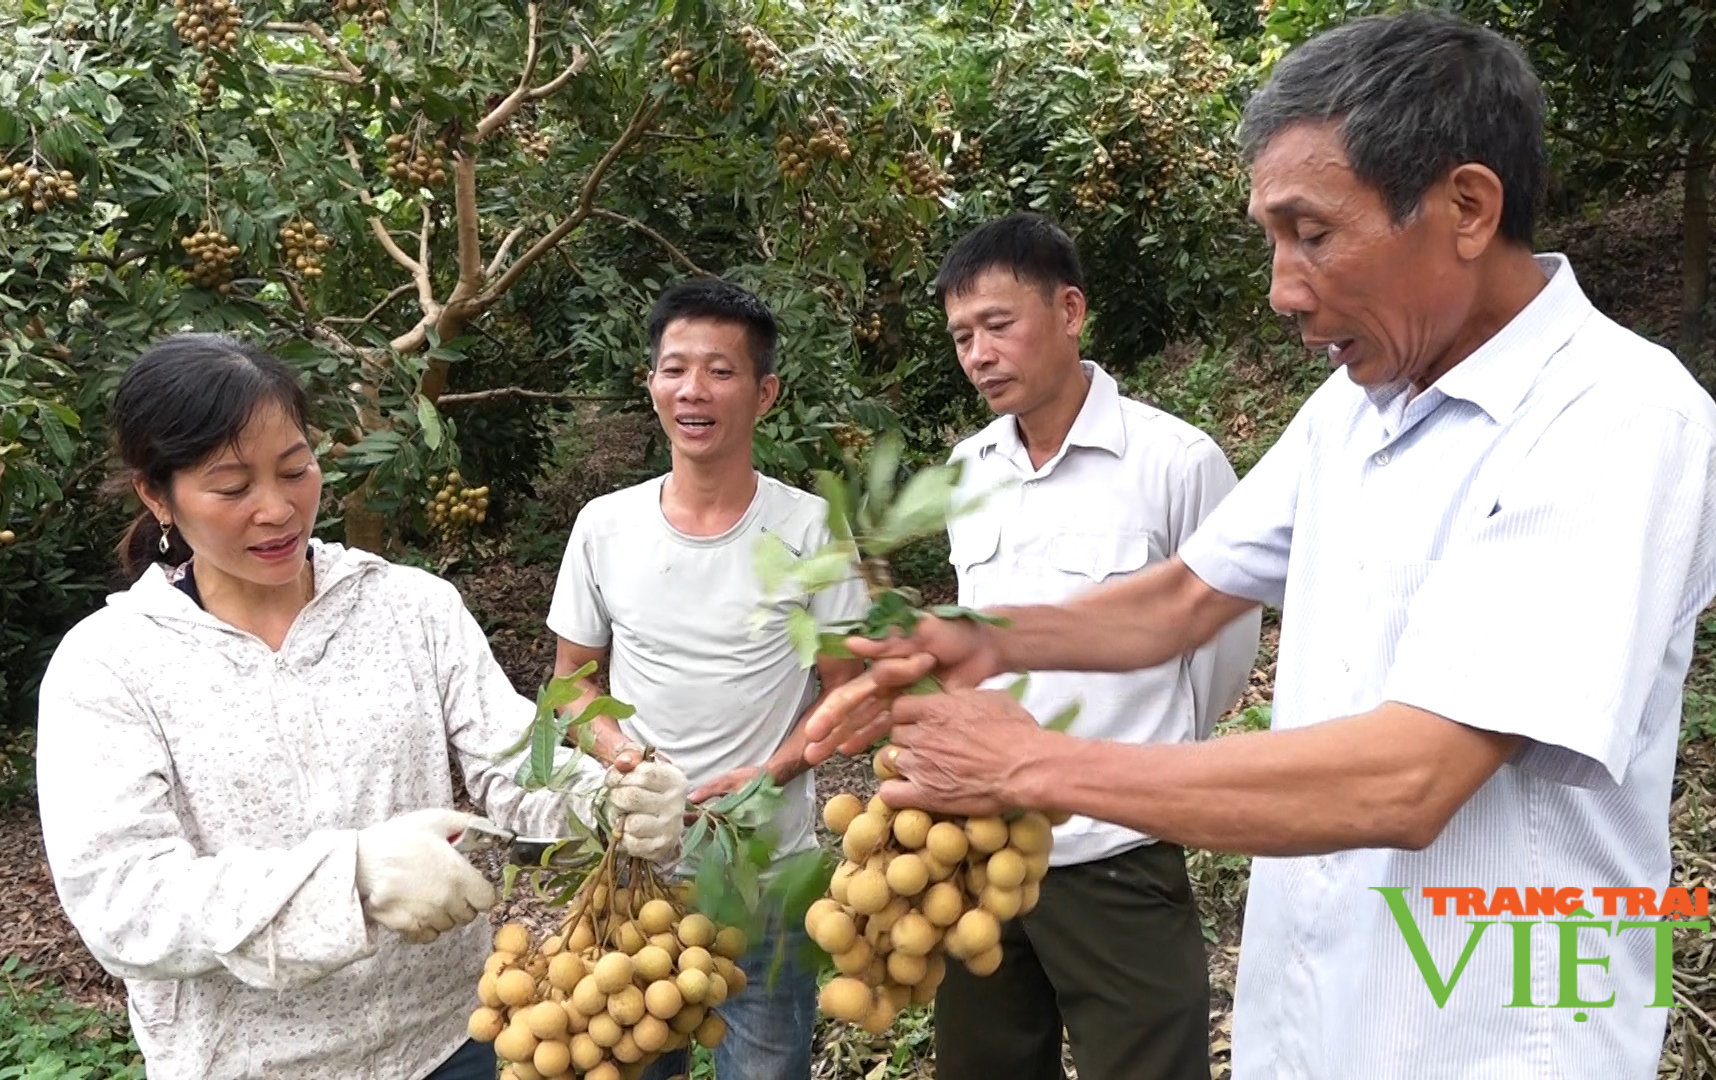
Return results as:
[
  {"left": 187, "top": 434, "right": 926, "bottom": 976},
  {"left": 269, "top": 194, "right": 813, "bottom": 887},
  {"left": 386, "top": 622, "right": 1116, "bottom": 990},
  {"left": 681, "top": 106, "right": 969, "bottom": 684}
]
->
[{"left": 801, "top": 11, "right": 1716, "bottom": 1080}]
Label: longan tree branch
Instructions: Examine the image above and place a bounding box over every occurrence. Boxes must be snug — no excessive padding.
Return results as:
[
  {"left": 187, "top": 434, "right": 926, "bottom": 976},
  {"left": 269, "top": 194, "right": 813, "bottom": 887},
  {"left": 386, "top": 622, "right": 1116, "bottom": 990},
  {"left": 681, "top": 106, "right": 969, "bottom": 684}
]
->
[
  {"left": 526, "top": 48, "right": 589, "bottom": 101},
  {"left": 325, "top": 282, "right": 415, "bottom": 329},
  {"left": 342, "top": 136, "right": 423, "bottom": 279},
  {"left": 589, "top": 208, "right": 710, "bottom": 277},
  {"left": 450, "top": 149, "right": 484, "bottom": 303},
  {"left": 485, "top": 225, "right": 528, "bottom": 279},
  {"left": 434, "top": 387, "right": 633, "bottom": 407},
  {"left": 263, "top": 21, "right": 366, "bottom": 83},
  {"left": 479, "top": 95, "right": 662, "bottom": 304},
  {"left": 268, "top": 63, "right": 364, "bottom": 87},
  {"left": 475, "top": 3, "right": 543, "bottom": 141}
]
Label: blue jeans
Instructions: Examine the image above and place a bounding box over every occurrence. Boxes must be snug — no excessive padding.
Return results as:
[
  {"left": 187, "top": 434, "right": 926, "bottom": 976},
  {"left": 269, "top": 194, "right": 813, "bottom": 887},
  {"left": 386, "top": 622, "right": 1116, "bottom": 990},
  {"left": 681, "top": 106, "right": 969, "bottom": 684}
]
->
[
  {"left": 425, "top": 1038, "right": 496, "bottom": 1080},
  {"left": 639, "top": 922, "right": 817, "bottom": 1080}
]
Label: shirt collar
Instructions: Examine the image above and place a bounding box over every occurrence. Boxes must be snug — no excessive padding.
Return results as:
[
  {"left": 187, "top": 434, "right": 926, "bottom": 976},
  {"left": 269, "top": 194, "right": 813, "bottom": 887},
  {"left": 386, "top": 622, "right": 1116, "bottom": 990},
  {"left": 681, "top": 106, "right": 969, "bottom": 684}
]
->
[
  {"left": 978, "top": 361, "right": 1127, "bottom": 467},
  {"left": 1363, "top": 253, "right": 1594, "bottom": 423}
]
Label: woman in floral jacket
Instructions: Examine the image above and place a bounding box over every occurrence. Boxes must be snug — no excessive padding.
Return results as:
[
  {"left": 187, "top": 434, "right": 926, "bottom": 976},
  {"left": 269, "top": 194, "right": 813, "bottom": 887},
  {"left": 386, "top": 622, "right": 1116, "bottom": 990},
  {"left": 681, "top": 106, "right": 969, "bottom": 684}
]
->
[{"left": 35, "top": 333, "right": 686, "bottom": 1079}]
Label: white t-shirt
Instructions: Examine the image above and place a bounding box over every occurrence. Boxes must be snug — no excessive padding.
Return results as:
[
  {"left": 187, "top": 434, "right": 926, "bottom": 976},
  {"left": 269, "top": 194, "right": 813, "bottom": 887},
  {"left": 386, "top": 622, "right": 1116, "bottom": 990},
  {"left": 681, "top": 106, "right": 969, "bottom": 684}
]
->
[{"left": 547, "top": 473, "right": 870, "bottom": 863}]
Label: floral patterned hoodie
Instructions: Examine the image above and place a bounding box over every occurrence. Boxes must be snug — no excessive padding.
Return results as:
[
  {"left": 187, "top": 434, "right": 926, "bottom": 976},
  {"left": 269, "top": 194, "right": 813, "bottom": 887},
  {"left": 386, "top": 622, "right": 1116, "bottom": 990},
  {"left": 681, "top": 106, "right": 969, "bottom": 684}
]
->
[{"left": 35, "top": 540, "right": 601, "bottom": 1079}]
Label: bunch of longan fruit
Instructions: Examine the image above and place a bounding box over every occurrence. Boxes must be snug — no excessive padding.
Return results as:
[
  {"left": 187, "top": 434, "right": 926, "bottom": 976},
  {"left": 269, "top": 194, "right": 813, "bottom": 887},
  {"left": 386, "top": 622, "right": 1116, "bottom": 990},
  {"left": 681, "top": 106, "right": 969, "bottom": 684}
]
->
[
  {"left": 807, "top": 749, "right": 1057, "bottom": 1034},
  {"left": 902, "top": 151, "right": 949, "bottom": 198},
  {"left": 471, "top": 876, "right": 748, "bottom": 1080},
  {"left": 173, "top": 0, "right": 240, "bottom": 53},
  {"left": 1073, "top": 151, "right": 1122, "bottom": 213},
  {"left": 182, "top": 225, "right": 241, "bottom": 293},
  {"left": 425, "top": 472, "right": 489, "bottom": 545},
  {"left": 0, "top": 163, "right": 79, "bottom": 215},
  {"left": 660, "top": 47, "right": 697, "bottom": 88},
  {"left": 385, "top": 131, "right": 448, "bottom": 189},
  {"left": 774, "top": 134, "right": 813, "bottom": 184},
  {"left": 330, "top": 0, "right": 388, "bottom": 27},
  {"left": 279, "top": 220, "right": 330, "bottom": 279},
  {"left": 734, "top": 25, "right": 784, "bottom": 79}
]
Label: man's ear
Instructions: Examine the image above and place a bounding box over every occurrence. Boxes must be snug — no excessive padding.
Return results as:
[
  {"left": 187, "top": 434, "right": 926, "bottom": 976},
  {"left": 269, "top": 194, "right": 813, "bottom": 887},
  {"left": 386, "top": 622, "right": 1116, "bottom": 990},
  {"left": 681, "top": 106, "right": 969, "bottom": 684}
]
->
[
  {"left": 1445, "top": 162, "right": 1506, "bottom": 262},
  {"left": 758, "top": 373, "right": 781, "bottom": 413},
  {"left": 1059, "top": 285, "right": 1089, "bottom": 341}
]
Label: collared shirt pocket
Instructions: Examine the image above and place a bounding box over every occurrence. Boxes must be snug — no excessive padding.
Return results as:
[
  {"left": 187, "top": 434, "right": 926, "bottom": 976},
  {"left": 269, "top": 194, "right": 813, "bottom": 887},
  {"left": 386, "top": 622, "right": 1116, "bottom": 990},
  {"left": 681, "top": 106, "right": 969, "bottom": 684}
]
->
[
  {"left": 947, "top": 515, "right": 1002, "bottom": 609},
  {"left": 1048, "top": 530, "right": 1158, "bottom": 589},
  {"left": 128, "top": 978, "right": 180, "bottom": 1031}
]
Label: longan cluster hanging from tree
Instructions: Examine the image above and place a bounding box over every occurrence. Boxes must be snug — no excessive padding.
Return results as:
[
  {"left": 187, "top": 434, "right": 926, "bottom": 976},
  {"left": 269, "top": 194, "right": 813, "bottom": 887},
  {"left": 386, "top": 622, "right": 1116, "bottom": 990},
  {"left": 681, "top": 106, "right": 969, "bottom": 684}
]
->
[
  {"left": 182, "top": 224, "right": 241, "bottom": 293},
  {"left": 385, "top": 129, "right": 448, "bottom": 189},
  {"left": 279, "top": 220, "right": 329, "bottom": 280},
  {"left": 0, "top": 160, "right": 78, "bottom": 215}
]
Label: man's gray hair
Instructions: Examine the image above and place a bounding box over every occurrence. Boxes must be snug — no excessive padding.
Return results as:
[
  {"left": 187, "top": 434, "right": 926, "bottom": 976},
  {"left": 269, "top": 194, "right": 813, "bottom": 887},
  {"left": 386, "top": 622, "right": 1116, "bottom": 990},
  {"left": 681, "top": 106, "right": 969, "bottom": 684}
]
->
[{"left": 1239, "top": 10, "right": 1545, "bottom": 245}]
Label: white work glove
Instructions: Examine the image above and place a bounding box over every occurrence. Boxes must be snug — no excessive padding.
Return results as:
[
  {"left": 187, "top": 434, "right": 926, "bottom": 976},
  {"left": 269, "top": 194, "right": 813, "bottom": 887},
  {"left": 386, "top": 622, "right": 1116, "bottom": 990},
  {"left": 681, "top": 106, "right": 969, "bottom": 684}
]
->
[
  {"left": 603, "top": 759, "right": 687, "bottom": 864},
  {"left": 355, "top": 808, "right": 498, "bottom": 944}
]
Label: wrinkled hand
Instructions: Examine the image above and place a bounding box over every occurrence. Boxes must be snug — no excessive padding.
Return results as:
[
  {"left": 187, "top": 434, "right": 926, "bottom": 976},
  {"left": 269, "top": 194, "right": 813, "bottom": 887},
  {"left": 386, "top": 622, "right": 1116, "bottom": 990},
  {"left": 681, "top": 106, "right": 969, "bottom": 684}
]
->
[
  {"left": 688, "top": 765, "right": 765, "bottom": 806},
  {"left": 604, "top": 756, "right": 687, "bottom": 863},
  {"left": 355, "top": 808, "right": 498, "bottom": 944},
  {"left": 802, "top": 614, "right": 1007, "bottom": 765},
  {"left": 877, "top": 689, "right": 1048, "bottom": 816}
]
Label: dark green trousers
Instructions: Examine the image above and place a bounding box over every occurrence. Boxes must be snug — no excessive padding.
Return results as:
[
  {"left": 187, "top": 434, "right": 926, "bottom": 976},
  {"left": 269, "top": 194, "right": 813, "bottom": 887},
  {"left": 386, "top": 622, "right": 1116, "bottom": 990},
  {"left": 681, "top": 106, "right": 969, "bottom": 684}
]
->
[{"left": 934, "top": 841, "right": 1211, "bottom": 1080}]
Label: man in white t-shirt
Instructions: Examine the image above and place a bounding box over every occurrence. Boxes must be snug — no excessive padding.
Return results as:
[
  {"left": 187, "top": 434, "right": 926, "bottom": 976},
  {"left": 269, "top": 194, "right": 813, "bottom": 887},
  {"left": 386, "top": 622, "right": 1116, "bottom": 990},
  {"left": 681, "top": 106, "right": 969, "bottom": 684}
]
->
[
  {"left": 546, "top": 278, "right": 868, "bottom": 1080},
  {"left": 931, "top": 212, "right": 1260, "bottom": 1080}
]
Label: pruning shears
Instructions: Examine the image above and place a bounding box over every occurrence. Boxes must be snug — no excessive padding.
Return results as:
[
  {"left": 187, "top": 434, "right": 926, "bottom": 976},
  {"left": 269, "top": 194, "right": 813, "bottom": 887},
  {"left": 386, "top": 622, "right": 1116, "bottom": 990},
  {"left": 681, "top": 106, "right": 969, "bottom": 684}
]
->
[{"left": 448, "top": 819, "right": 559, "bottom": 865}]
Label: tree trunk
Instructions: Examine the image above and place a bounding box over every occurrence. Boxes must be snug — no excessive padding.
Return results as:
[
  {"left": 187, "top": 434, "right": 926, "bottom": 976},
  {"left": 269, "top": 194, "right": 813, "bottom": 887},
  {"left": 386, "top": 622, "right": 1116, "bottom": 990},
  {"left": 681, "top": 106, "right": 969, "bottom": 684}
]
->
[
  {"left": 342, "top": 482, "right": 387, "bottom": 554},
  {"left": 1680, "top": 146, "right": 1711, "bottom": 369}
]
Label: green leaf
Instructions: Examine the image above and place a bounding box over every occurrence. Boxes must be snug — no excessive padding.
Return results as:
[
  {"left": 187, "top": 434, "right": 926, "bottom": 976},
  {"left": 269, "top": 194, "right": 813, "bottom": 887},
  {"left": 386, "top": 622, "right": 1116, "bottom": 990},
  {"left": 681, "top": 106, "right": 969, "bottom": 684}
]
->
[
  {"left": 1007, "top": 674, "right": 1030, "bottom": 701},
  {"left": 866, "top": 430, "right": 903, "bottom": 517},
  {"left": 683, "top": 814, "right": 712, "bottom": 861},
  {"left": 1044, "top": 700, "right": 1082, "bottom": 733},
  {"left": 752, "top": 530, "right": 799, "bottom": 596},
  {"left": 874, "top": 463, "right": 961, "bottom": 548},
  {"left": 567, "top": 694, "right": 636, "bottom": 728},
  {"left": 541, "top": 670, "right": 590, "bottom": 715},
  {"left": 528, "top": 709, "right": 558, "bottom": 788},
  {"left": 817, "top": 632, "right": 856, "bottom": 659},
  {"left": 37, "top": 408, "right": 74, "bottom": 466},
  {"left": 415, "top": 396, "right": 442, "bottom": 450},
  {"left": 813, "top": 468, "right": 854, "bottom": 543},
  {"left": 786, "top": 607, "right": 820, "bottom": 668}
]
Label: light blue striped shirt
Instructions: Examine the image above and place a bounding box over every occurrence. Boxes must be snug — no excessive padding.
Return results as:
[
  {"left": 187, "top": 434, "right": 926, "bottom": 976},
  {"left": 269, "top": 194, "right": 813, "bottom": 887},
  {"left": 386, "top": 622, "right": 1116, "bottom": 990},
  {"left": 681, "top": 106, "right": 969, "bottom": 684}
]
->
[{"left": 1181, "top": 254, "right": 1716, "bottom": 1079}]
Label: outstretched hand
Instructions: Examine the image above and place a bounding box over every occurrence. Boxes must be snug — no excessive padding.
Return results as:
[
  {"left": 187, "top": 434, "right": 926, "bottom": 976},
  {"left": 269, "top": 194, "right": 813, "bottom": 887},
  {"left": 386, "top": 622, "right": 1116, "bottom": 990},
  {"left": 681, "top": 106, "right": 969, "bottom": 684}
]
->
[
  {"left": 874, "top": 688, "right": 1050, "bottom": 816},
  {"left": 801, "top": 613, "right": 1006, "bottom": 765}
]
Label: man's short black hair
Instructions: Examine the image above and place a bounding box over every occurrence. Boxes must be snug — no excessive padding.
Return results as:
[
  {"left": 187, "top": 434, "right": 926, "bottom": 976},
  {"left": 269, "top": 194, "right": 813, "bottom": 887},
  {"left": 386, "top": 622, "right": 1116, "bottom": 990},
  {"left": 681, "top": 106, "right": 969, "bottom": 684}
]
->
[
  {"left": 647, "top": 278, "right": 778, "bottom": 379},
  {"left": 1240, "top": 10, "right": 1545, "bottom": 245},
  {"left": 934, "top": 213, "right": 1088, "bottom": 306}
]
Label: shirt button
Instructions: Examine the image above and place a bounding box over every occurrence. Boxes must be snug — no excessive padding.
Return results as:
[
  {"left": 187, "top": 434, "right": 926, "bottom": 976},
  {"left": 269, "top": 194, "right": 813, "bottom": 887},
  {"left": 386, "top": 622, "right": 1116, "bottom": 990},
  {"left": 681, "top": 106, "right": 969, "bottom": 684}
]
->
[{"left": 1373, "top": 449, "right": 1391, "bottom": 466}]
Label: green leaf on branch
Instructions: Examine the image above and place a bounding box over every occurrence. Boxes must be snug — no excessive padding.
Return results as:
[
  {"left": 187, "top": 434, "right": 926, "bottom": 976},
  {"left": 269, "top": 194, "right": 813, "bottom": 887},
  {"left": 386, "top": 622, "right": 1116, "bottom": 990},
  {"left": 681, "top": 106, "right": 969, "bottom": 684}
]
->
[
  {"left": 866, "top": 430, "right": 903, "bottom": 518},
  {"left": 1007, "top": 674, "right": 1030, "bottom": 701},
  {"left": 415, "top": 395, "right": 442, "bottom": 450},
  {"left": 786, "top": 607, "right": 820, "bottom": 668},
  {"left": 813, "top": 468, "right": 855, "bottom": 544},
  {"left": 1044, "top": 700, "right": 1082, "bottom": 733},
  {"left": 817, "top": 632, "right": 856, "bottom": 659},
  {"left": 753, "top": 530, "right": 799, "bottom": 596}
]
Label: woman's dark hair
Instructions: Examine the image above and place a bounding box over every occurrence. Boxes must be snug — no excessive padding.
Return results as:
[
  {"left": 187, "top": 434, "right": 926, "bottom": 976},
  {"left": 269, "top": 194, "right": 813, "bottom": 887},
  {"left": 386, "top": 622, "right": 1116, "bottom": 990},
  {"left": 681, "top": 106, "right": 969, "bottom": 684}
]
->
[{"left": 110, "top": 333, "right": 310, "bottom": 582}]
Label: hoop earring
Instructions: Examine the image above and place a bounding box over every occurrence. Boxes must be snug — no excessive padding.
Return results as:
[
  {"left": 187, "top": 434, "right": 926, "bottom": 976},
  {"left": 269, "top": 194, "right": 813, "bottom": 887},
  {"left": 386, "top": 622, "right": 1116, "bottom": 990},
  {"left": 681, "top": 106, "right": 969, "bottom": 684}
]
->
[{"left": 158, "top": 520, "right": 172, "bottom": 555}]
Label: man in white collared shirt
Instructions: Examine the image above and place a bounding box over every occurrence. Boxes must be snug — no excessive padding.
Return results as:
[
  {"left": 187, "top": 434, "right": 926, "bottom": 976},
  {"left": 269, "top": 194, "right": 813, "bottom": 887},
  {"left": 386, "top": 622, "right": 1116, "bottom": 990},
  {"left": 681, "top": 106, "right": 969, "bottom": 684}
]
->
[
  {"left": 929, "top": 213, "right": 1260, "bottom": 1080},
  {"left": 801, "top": 12, "right": 1716, "bottom": 1080}
]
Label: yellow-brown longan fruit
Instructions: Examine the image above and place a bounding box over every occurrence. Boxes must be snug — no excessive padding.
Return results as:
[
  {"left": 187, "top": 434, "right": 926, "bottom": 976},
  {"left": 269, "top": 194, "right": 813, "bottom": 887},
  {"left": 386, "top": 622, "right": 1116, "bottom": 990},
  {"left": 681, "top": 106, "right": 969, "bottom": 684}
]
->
[
  {"left": 695, "top": 1011, "right": 728, "bottom": 1048},
  {"left": 832, "top": 938, "right": 873, "bottom": 976},
  {"left": 497, "top": 968, "right": 537, "bottom": 1008},
  {"left": 823, "top": 792, "right": 864, "bottom": 834},
  {"left": 570, "top": 1033, "right": 604, "bottom": 1071},
  {"left": 1009, "top": 812, "right": 1054, "bottom": 855},
  {"left": 966, "top": 944, "right": 1004, "bottom": 976},
  {"left": 638, "top": 898, "right": 677, "bottom": 935},
  {"left": 586, "top": 1012, "right": 623, "bottom": 1049},
  {"left": 1021, "top": 881, "right": 1042, "bottom": 914},
  {"left": 842, "top": 812, "right": 887, "bottom": 862},
  {"left": 922, "top": 853, "right": 957, "bottom": 882},
  {"left": 484, "top": 952, "right": 515, "bottom": 976},
  {"left": 676, "top": 967, "right": 710, "bottom": 1005},
  {"left": 677, "top": 913, "right": 716, "bottom": 949},
  {"left": 926, "top": 821, "right": 969, "bottom": 865},
  {"left": 679, "top": 945, "right": 717, "bottom": 975},
  {"left": 892, "top": 809, "right": 933, "bottom": 849},
  {"left": 533, "top": 1038, "right": 572, "bottom": 1077},
  {"left": 493, "top": 1019, "right": 539, "bottom": 1064},
  {"left": 873, "top": 745, "right": 900, "bottom": 780},
  {"left": 921, "top": 880, "right": 964, "bottom": 927},
  {"left": 861, "top": 996, "right": 896, "bottom": 1035},
  {"left": 607, "top": 984, "right": 647, "bottom": 1026},
  {"left": 966, "top": 816, "right": 1010, "bottom": 854},
  {"left": 645, "top": 978, "right": 684, "bottom": 1020},
  {"left": 868, "top": 792, "right": 892, "bottom": 818},
  {"left": 810, "top": 908, "right": 857, "bottom": 953},
  {"left": 615, "top": 921, "right": 647, "bottom": 955},
  {"left": 495, "top": 923, "right": 532, "bottom": 956},
  {"left": 714, "top": 925, "right": 748, "bottom": 960},
  {"left": 887, "top": 950, "right": 928, "bottom": 985},
  {"left": 468, "top": 1007, "right": 505, "bottom": 1042},
  {"left": 526, "top": 1000, "right": 570, "bottom": 1039},
  {"left": 548, "top": 952, "right": 586, "bottom": 992},
  {"left": 890, "top": 912, "right": 937, "bottom": 957},
  {"left": 869, "top": 896, "right": 909, "bottom": 934},
  {"left": 477, "top": 971, "right": 504, "bottom": 1009},
  {"left": 829, "top": 861, "right": 858, "bottom": 903},
  {"left": 569, "top": 920, "right": 597, "bottom": 952},
  {"left": 981, "top": 885, "right": 1024, "bottom": 921},
  {"left": 612, "top": 1030, "right": 643, "bottom": 1064},
  {"left": 719, "top": 958, "right": 748, "bottom": 995},
  {"left": 886, "top": 852, "right": 930, "bottom": 897},
  {"left": 671, "top": 1003, "right": 707, "bottom": 1035},
  {"left": 571, "top": 975, "right": 607, "bottom": 1017},
  {"left": 848, "top": 869, "right": 891, "bottom": 914},
  {"left": 594, "top": 952, "right": 635, "bottom": 994},
  {"left": 818, "top": 976, "right": 872, "bottom": 1022},
  {"left": 954, "top": 909, "right": 1002, "bottom": 957},
  {"left": 586, "top": 1061, "right": 621, "bottom": 1080},
  {"left": 987, "top": 848, "right": 1028, "bottom": 890},
  {"left": 633, "top": 1013, "right": 671, "bottom": 1053},
  {"left": 1025, "top": 851, "right": 1051, "bottom": 884},
  {"left": 634, "top": 944, "right": 674, "bottom": 983}
]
